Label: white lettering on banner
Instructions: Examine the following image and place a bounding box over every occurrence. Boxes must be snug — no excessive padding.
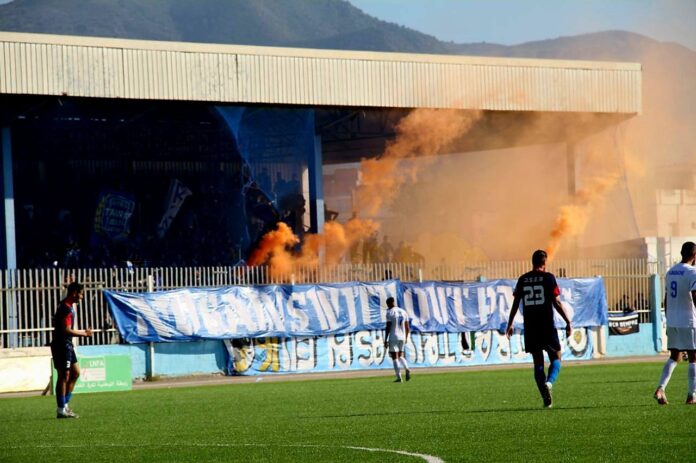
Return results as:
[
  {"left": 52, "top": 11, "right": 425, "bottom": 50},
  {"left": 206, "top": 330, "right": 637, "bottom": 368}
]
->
[
  {"left": 493, "top": 330, "right": 511, "bottom": 362},
  {"left": 256, "top": 291, "right": 284, "bottom": 333},
  {"left": 355, "top": 330, "right": 386, "bottom": 368},
  {"left": 169, "top": 292, "right": 201, "bottom": 336},
  {"left": 416, "top": 334, "right": 438, "bottom": 364},
  {"left": 415, "top": 288, "right": 432, "bottom": 322},
  {"left": 436, "top": 334, "right": 456, "bottom": 365},
  {"left": 198, "top": 293, "right": 226, "bottom": 336},
  {"left": 327, "top": 333, "right": 352, "bottom": 369},
  {"left": 476, "top": 330, "right": 493, "bottom": 362},
  {"left": 451, "top": 286, "right": 467, "bottom": 326},
  {"left": 367, "top": 285, "right": 391, "bottom": 322},
  {"left": 306, "top": 289, "right": 330, "bottom": 331},
  {"left": 296, "top": 337, "right": 316, "bottom": 370},
  {"left": 337, "top": 287, "right": 358, "bottom": 327},
  {"left": 130, "top": 298, "right": 175, "bottom": 338},
  {"left": 317, "top": 289, "right": 340, "bottom": 329},
  {"left": 477, "top": 286, "right": 496, "bottom": 326},
  {"left": 220, "top": 292, "right": 255, "bottom": 334},
  {"left": 245, "top": 290, "right": 272, "bottom": 333},
  {"left": 431, "top": 287, "right": 448, "bottom": 324},
  {"left": 508, "top": 332, "right": 527, "bottom": 359},
  {"left": 136, "top": 313, "right": 149, "bottom": 337},
  {"left": 286, "top": 292, "right": 310, "bottom": 332},
  {"left": 402, "top": 290, "right": 416, "bottom": 321},
  {"left": 497, "top": 286, "right": 514, "bottom": 315},
  {"left": 358, "top": 289, "right": 371, "bottom": 326}
]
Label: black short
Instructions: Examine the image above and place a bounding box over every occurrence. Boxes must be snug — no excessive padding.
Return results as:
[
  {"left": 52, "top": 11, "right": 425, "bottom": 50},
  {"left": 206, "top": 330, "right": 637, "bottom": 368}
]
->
[
  {"left": 523, "top": 327, "right": 561, "bottom": 354},
  {"left": 51, "top": 343, "right": 78, "bottom": 371}
]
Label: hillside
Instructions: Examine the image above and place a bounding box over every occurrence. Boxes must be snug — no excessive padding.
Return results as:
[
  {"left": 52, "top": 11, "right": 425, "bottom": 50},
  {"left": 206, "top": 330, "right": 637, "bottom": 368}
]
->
[
  {"left": 0, "top": 0, "right": 452, "bottom": 52},
  {"left": 1, "top": 0, "right": 694, "bottom": 243}
]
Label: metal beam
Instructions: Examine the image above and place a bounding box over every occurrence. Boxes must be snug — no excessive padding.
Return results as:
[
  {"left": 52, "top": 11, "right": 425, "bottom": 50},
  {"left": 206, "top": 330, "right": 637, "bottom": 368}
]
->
[{"left": 1, "top": 127, "right": 16, "bottom": 269}]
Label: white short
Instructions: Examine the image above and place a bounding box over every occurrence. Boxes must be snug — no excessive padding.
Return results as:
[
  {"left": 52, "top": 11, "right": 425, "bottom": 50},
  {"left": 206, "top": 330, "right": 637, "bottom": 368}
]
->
[
  {"left": 667, "top": 327, "right": 696, "bottom": 351},
  {"left": 388, "top": 339, "right": 405, "bottom": 354}
]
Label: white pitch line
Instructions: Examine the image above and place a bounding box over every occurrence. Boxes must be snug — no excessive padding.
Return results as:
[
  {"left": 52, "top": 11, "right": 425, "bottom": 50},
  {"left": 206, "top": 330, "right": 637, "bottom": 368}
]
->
[{"left": 8, "top": 442, "right": 445, "bottom": 462}]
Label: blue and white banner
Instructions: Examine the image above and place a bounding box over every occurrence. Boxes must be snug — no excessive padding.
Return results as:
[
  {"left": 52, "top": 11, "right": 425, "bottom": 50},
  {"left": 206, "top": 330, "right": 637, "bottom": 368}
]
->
[
  {"left": 225, "top": 328, "right": 595, "bottom": 375},
  {"left": 104, "top": 278, "right": 607, "bottom": 343}
]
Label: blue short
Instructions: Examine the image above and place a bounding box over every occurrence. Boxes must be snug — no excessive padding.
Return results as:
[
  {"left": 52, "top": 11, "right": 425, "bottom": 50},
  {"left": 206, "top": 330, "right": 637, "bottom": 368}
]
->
[{"left": 51, "top": 343, "right": 77, "bottom": 371}]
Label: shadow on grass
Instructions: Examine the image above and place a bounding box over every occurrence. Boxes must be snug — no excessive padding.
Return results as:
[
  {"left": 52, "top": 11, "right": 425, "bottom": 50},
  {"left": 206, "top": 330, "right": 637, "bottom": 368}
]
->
[{"left": 299, "top": 403, "right": 654, "bottom": 419}]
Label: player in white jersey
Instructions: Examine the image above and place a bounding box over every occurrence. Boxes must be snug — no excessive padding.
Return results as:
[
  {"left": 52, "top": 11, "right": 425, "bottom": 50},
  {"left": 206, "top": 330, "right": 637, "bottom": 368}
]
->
[
  {"left": 384, "top": 297, "right": 411, "bottom": 382},
  {"left": 654, "top": 241, "right": 696, "bottom": 405}
]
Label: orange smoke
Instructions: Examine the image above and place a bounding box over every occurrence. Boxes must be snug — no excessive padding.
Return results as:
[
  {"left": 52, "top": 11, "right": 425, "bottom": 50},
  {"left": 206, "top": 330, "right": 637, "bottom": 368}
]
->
[
  {"left": 546, "top": 172, "right": 621, "bottom": 258},
  {"left": 297, "top": 218, "right": 379, "bottom": 266},
  {"left": 248, "top": 218, "right": 379, "bottom": 275},
  {"left": 357, "top": 108, "right": 482, "bottom": 216},
  {"left": 247, "top": 222, "right": 299, "bottom": 277}
]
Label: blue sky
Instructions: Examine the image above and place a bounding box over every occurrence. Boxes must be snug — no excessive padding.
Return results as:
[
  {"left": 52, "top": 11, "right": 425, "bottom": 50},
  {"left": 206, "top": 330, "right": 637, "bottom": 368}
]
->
[{"left": 347, "top": 0, "right": 696, "bottom": 50}]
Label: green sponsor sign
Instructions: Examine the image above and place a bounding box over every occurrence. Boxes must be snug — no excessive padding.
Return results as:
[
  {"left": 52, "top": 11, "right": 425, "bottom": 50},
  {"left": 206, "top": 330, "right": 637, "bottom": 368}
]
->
[{"left": 52, "top": 355, "right": 132, "bottom": 394}]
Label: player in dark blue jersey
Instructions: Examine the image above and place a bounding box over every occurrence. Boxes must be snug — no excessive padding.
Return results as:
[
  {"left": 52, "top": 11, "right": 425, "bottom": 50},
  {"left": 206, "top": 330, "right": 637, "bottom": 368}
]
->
[
  {"left": 506, "top": 250, "right": 572, "bottom": 408},
  {"left": 51, "top": 282, "right": 93, "bottom": 419}
]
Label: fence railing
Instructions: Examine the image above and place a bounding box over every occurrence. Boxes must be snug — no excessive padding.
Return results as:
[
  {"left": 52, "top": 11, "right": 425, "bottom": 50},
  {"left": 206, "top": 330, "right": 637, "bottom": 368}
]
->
[{"left": 0, "top": 259, "right": 661, "bottom": 349}]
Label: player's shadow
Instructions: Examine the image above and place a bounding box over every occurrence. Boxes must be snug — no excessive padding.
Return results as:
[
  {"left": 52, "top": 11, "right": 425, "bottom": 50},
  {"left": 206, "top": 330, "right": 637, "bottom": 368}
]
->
[{"left": 299, "top": 403, "right": 653, "bottom": 419}]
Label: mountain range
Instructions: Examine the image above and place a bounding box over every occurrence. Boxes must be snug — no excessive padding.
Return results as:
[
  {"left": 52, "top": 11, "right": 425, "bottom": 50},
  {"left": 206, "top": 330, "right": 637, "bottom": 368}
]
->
[{"left": 1, "top": 0, "right": 694, "bottom": 241}]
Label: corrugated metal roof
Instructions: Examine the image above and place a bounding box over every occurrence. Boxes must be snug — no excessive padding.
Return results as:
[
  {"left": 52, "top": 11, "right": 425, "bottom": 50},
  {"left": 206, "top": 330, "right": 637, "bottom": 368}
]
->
[{"left": 0, "top": 32, "right": 641, "bottom": 113}]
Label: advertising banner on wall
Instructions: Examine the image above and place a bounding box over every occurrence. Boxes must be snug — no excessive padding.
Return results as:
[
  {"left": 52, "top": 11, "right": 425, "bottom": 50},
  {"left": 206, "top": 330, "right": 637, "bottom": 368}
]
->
[
  {"left": 105, "top": 278, "right": 608, "bottom": 343},
  {"left": 52, "top": 355, "right": 132, "bottom": 393}
]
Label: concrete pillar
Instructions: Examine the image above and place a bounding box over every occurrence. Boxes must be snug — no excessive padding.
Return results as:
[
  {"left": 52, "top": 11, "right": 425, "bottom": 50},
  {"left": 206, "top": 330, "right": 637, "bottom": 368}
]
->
[
  {"left": 649, "top": 273, "right": 665, "bottom": 352},
  {"left": 1, "top": 127, "right": 17, "bottom": 347},
  {"left": 1, "top": 127, "right": 16, "bottom": 269}
]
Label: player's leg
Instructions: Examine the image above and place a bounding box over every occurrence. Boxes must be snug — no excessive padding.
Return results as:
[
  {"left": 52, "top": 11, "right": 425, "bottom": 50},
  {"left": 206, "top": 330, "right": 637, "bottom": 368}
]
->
[
  {"left": 54, "top": 367, "right": 69, "bottom": 417},
  {"left": 52, "top": 345, "right": 71, "bottom": 418},
  {"left": 398, "top": 350, "right": 411, "bottom": 381},
  {"left": 65, "top": 360, "right": 81, "bottom": 416},
  {"left": 389, "top": 351, "right": 402, "bottom": 382},
  {"left": 655, "top": 348, "right": 681, "bottom": 405},
  {"left": 546, "top": 348, "right": 562, "bottom": 387},
  {"left": 686, "top": 350, "right": 696, "bottom": 404},
  {"left": 531, "top": 350, "right": 550, "bottom": 406}
]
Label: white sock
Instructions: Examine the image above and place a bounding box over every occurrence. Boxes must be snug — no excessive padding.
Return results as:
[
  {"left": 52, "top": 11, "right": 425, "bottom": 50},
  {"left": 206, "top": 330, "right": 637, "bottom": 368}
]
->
[
  {"left": 658, "top": 359, "right": 678, "bottom": 390},
  {"left": 392, "top": 359, "right": 401, "bottom": 378},
  {"left": 689, "top": 363, "right": 696, "bottom": 394},
  {"left": 399, "top": 357, "right": 410, "bottom": 371}
]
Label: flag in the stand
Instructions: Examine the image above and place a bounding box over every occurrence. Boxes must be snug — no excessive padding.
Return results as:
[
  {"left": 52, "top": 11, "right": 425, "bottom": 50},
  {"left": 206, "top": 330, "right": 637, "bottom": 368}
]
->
[
  {"left": 156, "top": 179, "right": 192, "bottom": 238},
  {"left": 608, "top": 312, "right": 640, "bottom": 335}
]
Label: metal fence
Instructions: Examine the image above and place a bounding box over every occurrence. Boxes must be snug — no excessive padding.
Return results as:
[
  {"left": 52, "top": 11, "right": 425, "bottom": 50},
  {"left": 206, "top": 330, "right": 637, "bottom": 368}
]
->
[{"left": 0, "top": 259, "right": 661, "bottom": 349}]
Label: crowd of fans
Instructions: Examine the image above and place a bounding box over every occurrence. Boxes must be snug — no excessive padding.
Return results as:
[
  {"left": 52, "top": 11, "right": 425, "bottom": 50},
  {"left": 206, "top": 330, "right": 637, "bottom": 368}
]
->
[{"left": 15, "top": 169, "right": 306, "bottom": 269}]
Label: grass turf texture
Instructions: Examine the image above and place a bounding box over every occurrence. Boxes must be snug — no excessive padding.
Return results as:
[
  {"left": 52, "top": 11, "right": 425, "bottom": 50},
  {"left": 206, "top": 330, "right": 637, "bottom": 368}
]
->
[{"left": 2, "top": 361, "right": 695, "bottom": 463}]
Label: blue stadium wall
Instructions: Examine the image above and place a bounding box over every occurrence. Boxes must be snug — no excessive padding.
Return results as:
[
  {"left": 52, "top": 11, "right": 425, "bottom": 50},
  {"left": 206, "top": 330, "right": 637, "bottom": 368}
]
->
[{"left": 79, "top": 324, "right": 661, "bottom": 379}]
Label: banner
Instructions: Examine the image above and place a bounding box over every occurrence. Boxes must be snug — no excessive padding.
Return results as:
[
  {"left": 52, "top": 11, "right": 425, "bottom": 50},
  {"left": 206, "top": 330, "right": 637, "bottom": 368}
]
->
[
  {"left": 52, "top": 355, "right": 132, "bottom": 393},
  {"left": 105, "top": 278, "right": 607, "bottom": 343},
  {"left": 225, "top": 328, "right": 595, "bottom": 375},
  {"left": 93, "top": 190, "right": 135, "bottom": 242},
  {"left": 608, "top": 312, "right": 640, "bottom": 335},
  {"left": 157, "top": 179, "right": 192, "bottom": 238}
]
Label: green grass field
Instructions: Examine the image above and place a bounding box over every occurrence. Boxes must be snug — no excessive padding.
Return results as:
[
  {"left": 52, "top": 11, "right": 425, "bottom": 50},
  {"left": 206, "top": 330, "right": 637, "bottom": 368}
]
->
[{"left": 2, "top": 361, "right": 695, "bottom": 463}]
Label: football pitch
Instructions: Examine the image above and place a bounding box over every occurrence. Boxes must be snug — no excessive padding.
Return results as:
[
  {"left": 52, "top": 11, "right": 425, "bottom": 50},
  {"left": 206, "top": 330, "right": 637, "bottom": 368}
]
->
[{"left": 2, "top": 361, "right": 694, "bottom": 463}]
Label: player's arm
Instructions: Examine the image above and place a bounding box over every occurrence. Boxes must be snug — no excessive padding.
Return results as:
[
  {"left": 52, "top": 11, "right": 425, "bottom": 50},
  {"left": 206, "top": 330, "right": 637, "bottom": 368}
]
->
[
  {"left": 64, "top": 325, "right": 93, "bottom": 337},
  {"left": 405, "top": 319, "right": 410, "bottom": 343},
  {"left": 59, "top": 312, "right": 92, "bottom": 337},
  {"left": 384, "top": 321, "right": 391, "bottom": 348},
  {"left": 552, "top": 297, "right": 572, "bottom": 337},
  {"left": 505, "top": 295, "right": 521, "bottom": 339}
]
